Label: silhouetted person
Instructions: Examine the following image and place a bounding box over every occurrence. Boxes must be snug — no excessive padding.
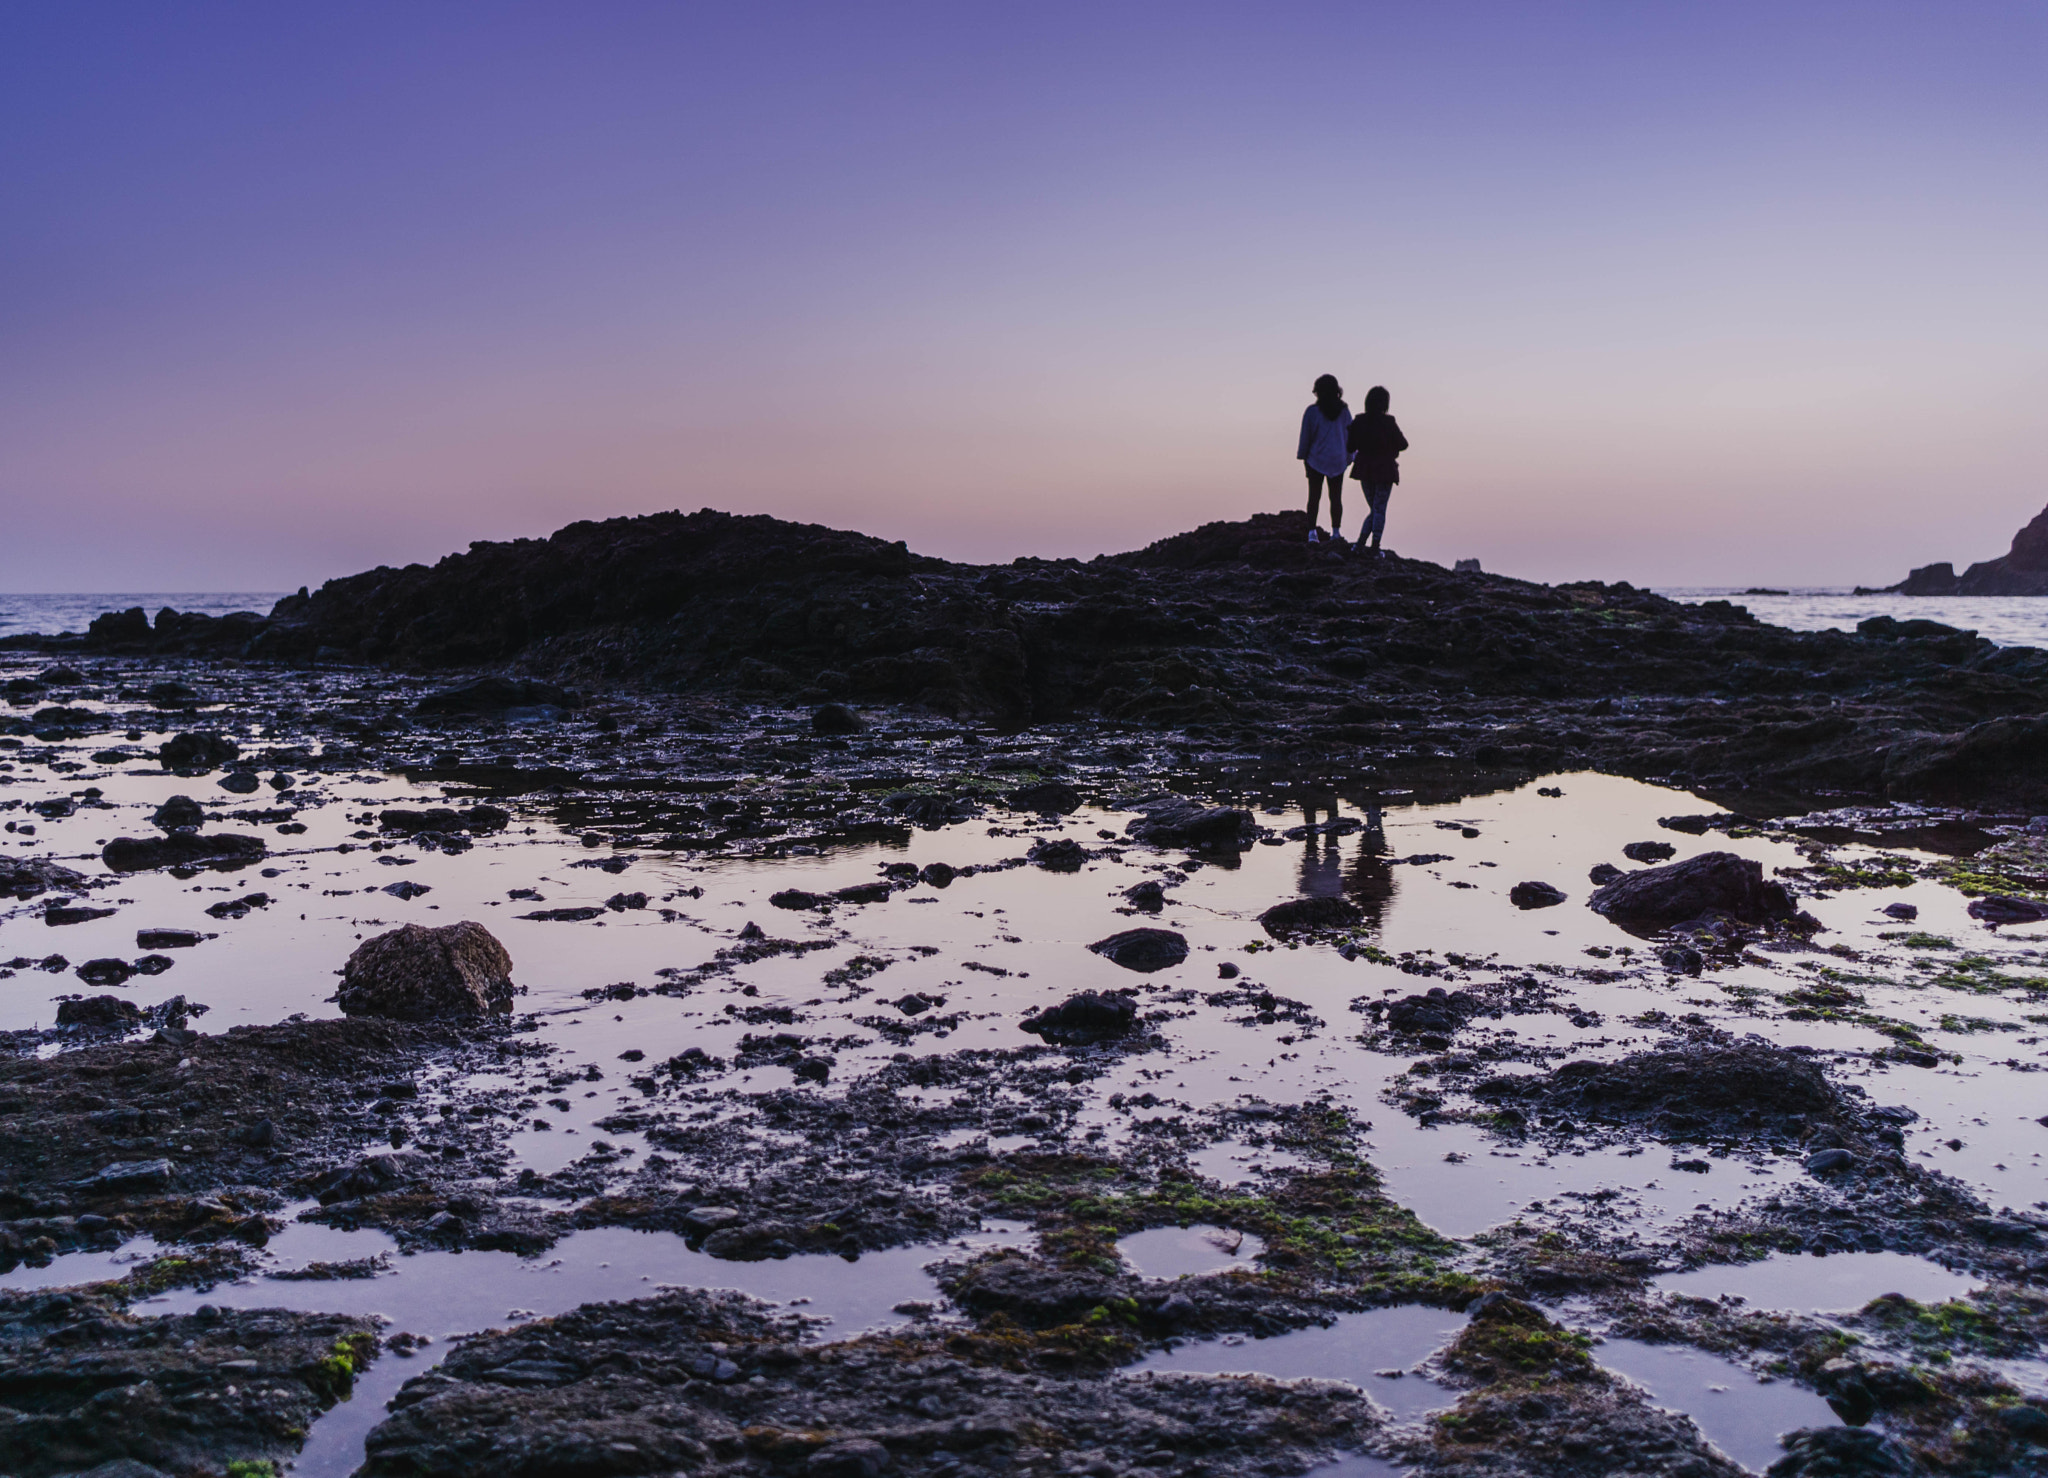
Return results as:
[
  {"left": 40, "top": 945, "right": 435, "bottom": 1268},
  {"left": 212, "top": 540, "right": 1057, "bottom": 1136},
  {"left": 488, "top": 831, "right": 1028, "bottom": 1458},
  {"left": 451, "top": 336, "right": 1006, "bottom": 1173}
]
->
[
  {"left": 1347, "top": 385, "right": 1408, "bottom": 556},
  {"left": 1297, "top": 374, "right": 1352, "bottom": 547}
]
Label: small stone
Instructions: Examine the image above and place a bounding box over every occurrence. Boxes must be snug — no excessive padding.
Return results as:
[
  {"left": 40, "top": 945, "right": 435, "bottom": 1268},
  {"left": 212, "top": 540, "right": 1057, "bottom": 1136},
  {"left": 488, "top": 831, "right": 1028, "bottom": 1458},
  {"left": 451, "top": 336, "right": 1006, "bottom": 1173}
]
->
[
  {"left": 1509, "top": 880, "right": 1566, "bottom": 909},
  {"left": 1881, "top": 902, "right": 1918, "bottom": 920},
  {"left": 1622, "top": 840, "right": 1677, "bottom": 863}
]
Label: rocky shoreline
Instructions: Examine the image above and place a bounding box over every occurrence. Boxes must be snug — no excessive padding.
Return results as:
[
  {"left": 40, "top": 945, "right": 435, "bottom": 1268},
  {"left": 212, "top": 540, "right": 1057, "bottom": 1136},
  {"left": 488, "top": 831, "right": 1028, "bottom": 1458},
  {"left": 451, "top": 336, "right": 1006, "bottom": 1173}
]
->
[
  {"left": 2, "top": 513, "right": 2047, "bottom": 1478},
  {"left": 8, "top": 507, "right": 2048, "bottom": 806}
]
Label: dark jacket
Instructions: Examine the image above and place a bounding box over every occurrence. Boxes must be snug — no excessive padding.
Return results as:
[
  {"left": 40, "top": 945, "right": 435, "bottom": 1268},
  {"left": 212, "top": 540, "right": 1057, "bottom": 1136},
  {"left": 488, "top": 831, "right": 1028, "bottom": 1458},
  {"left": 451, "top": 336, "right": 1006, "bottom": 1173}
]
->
[{"left": 1347, "top": 414, "right": 1409, "bottom": 484}]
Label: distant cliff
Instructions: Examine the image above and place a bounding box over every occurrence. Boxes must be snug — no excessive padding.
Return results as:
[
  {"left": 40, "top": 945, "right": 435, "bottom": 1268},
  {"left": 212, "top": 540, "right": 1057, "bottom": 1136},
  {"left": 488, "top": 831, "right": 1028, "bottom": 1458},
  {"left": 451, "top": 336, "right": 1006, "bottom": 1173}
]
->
[{"left": 1871, "top": 502, "right": 2048, "bottom": 596}]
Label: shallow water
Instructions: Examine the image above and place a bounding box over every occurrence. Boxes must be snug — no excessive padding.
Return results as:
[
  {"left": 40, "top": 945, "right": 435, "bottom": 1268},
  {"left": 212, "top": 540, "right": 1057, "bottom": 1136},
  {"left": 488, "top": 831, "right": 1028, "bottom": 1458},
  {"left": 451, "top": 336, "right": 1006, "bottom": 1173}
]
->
[
  {"left": 1596, "top": 1336, "right": 1838, "bottom": 1473},
  {"left": 1660, "top": 588, "right": 2048, "bottom": 649},
  {"left": 1119, "top": 1224, "right": 1266, "bottom": 1279},
  {"left": 1132, "top": 1306, "right": 1466, "bottom": 1419},
  {"left": 1653, "top": 1251, "right": 1980, "bottom": 1312},
  {"left": 7, "top": 667, "right": 2048, "bottom": 1473}
]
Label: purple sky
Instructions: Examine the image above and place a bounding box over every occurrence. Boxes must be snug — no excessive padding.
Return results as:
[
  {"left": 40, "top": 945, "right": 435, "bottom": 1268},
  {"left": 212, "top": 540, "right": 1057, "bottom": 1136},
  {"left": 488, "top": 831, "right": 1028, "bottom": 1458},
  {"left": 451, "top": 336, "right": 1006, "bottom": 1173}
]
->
[{"left": 3, "top": 2, "right": 2044, "bottom": 591}]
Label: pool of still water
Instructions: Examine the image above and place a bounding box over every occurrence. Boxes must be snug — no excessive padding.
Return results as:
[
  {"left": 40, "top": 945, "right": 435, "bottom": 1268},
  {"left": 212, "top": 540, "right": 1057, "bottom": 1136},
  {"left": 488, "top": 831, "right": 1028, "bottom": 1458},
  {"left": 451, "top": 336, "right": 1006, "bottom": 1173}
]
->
[{"left": 6, "top": 710, "right": 2047, "bottom": 1473}]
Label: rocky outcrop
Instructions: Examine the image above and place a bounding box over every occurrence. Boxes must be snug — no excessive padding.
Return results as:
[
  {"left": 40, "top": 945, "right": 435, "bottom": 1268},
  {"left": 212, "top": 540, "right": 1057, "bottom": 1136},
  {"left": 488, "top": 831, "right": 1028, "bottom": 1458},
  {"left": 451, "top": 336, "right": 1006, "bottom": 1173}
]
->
[
  {"left": 1877, "top": 501, "right": 2048, "bottom": 595},
  {"left": 1588, "top": 851, "right": 1795, "bottom": 926},
  {"left": 0, "top": 855, "right": 89, "bottom": 899},
  {"left": 102, "top": 833, "right": 266, "bottom": 872},
  {"left": 337, "top": 922, "right": 516, "bottom": 1020}
]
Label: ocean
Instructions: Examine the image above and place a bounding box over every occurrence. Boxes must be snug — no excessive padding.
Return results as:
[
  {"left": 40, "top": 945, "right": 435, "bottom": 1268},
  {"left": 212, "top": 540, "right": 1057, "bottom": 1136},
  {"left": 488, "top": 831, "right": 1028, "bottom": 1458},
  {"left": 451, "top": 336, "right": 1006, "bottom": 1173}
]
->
[
  {"left": 0, "top": 592, "right": 288, "bottom": 641},
  {"left": 2, "top": 587, "right": 2045, "bottom": 649},
  {"left": 1657, "top": 587, "right": 2048, "bottom": 648}
]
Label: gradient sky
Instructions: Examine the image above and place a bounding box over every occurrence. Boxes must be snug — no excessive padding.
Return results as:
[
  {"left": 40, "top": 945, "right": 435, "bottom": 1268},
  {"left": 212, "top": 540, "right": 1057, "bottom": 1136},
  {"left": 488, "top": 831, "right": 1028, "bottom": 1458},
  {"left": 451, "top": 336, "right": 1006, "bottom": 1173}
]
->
[{"left": 3, "top": 1, "right": 2044, "bottom": 592}]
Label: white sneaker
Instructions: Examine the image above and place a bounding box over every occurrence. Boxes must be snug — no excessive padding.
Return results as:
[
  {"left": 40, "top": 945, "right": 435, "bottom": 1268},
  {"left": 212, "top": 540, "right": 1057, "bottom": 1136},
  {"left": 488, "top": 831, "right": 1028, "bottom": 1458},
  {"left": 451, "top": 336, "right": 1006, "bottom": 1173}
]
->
[{"left": 1306, "top": 528, "right": 1321, "bottom": 545}]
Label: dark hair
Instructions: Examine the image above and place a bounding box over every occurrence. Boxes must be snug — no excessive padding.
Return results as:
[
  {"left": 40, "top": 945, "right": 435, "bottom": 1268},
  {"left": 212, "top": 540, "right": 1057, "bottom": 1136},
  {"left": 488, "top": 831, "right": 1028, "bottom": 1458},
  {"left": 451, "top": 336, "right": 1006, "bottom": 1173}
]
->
[
  {"left": 1363, "top": 385, "right": 1390, "bottom": 416},
  {"left": 1312, "top": 374, "right": 1344, "bottom": 417}
]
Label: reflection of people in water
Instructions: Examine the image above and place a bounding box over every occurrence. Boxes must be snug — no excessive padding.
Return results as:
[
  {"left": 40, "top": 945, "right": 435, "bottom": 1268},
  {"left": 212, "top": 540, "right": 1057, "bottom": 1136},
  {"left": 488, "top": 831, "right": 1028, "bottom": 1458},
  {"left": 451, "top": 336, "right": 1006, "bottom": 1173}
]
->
[
  {"left": 1344, "top": 802, "right": 1396, "bottom": 932},
  {"left": 1296, "top": 798, "right": 1345, "bottom": 899}
]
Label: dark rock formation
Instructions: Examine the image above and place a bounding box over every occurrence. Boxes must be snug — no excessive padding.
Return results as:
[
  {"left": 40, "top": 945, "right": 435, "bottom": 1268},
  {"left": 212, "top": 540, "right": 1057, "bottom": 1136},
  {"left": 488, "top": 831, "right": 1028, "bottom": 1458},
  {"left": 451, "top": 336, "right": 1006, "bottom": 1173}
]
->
[
  {"left": 1086, "top": 928, "right": 1189, "bottom": 973},
  {"left": 102, "top": 833, "right": 267, "bottom": 872},
  {"left": 336, "top": 922, "right": 516, "bottom": 1020},
  {"left": 16, "top": 504, "right": 2048, "bottom": 803},
  {"left": 158, "top": 731, "right": 239, "bottom": 771},
  {"left": 1878, "top": 502, "right": 2048, "bottom": 595},
  {"left": 0, "top": 856, "right": 88, "bottom": 899},
  {"left": 1587, "top": 851, "right": 1794, "bottom": 926},
  {"left": 1020, "top": 989, "right": 1141, "bottom": 1043},
  {"left": 149, "top": 794, "right": 206, "bottom": 831},
  {"left": 1509, "top": 880, "right": 1567, "bottom": 909},
  {"left": 1257, "top": 896, "right": 1363, "bottom": 936}
]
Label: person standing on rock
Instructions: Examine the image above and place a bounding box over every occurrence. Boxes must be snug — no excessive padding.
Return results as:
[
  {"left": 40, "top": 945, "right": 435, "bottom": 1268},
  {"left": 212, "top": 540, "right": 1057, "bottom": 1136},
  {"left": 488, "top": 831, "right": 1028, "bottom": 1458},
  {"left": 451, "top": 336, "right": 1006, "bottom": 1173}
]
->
[
  {"left": 1347, "top": 385, "right": 1409, "bottom": 556},
  {"left": 1297, "top": 374, "right": 1353, "bottom": 547}
]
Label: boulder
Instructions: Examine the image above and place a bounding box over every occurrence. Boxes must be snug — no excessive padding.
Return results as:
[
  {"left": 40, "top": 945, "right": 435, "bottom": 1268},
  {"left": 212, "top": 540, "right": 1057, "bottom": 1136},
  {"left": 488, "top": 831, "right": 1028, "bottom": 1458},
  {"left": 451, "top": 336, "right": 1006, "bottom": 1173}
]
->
[
  {"left": 337, "top": 921, "right": 516, "bottom": 1020},
  {"left": 102, "top": 832, "right": 267, "bottom": 872},
  {"left": 1967, "top": 895, "right": 2048, "bottom": 924},
  {"left": 1087, "top": 927, "right": 1188, "bottom": 973},
  {"left": 1766, "top": 1425, "right": 1916, "bottom": 1476},
  {"left": 918, "top": 862, "right": 956, "bottom": 888},
  {"left": 158, "top": 731, "right": 239, "bottom": 771},
  {"left": 810, "top": 703, "right": 865, "bottom": 735},
  {"left": 1021, "top": 990, "right": 1140, "bottom": 1045},
  {"left": 136, "top": 928, "right": 204, "bottom": 949},
  {"left": 74, "top": 959, "right": 137, "bottom": 987},
  {"left": 1258, "top": 895, "right": 1363, "bottom": 936},
  {"left": 1027, "top": 837, "right": 1089, "bottom": 871},
  {"left": 1124, "top": 801, "right": 1257, "bottom": 850},
  {"left": 0, "top": 854, "right": 89, "bottom": 899},
  {"left": 56, "top": 995, "right": 140, "bottom": 1028},
  {"left": 149, "top": 794, "right": 206, "bottom": 831},
  {"left": 1385, "top": 987, "right": 1480, "bottom": 1037},
  {"left": 1124, "top": 879, "right": 1166, "bottom": 911},
  {"left": 1588, "top": 851, "right": 1794, "bottom": 925},
  {"left": 1509, "top": 881, "right": 1567, "bottom": 909},
  {"left": 77, "top": 1158, "right": 174, "bottom": 1194},
  {"left": 1008, "top": 780, "right": 1081, "bottom": 814},
  {"left": 1622, "top": 840, "right": 1676, "bottom": 863}
]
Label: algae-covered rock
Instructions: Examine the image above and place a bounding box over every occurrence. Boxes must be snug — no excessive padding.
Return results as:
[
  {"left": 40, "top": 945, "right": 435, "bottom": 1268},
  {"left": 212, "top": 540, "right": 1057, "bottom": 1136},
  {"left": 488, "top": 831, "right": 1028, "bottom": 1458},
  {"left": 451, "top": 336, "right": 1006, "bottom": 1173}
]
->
[{"left": 337, "top": 922, "right": 515, "bottom": 1020}]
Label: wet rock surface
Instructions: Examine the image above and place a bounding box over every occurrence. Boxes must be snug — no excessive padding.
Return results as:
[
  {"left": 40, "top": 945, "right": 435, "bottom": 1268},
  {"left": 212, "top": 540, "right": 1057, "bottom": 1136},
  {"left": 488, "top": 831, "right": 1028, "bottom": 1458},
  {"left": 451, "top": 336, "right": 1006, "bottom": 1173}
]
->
[
  {"left": 0, "top": 1288, "right": 377, "bottom": 1477},
  {"left": 337, "top": 921, "right": 518, "bottom": 1020},
  {"left": 357, "top": 1286, "right": 1381, "bottom": 1478},
  {"left": 3, "top": 580, "right": 2048, "bottom": 1478}
]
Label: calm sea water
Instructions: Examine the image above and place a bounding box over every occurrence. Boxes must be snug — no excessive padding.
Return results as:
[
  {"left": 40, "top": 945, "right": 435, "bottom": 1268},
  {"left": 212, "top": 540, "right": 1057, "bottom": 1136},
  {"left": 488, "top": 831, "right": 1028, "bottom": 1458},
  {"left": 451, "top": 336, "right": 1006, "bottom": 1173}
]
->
[
  {"left": 0, "top": 592, "right": 287, "bottom": 640},
  {"left": 1660, "top": 587, "right": 2048, "bottom": 648},
  {"left": 3, "top": 587, "right": 2045, "bottom": 649}
]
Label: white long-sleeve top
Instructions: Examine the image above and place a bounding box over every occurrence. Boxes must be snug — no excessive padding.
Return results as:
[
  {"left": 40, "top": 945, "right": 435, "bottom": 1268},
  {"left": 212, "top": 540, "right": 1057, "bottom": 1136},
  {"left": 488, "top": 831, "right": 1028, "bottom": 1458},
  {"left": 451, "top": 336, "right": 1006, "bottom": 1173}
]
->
[{"left": 1297, "top": 403, "right": 1353, "bottom": 478}]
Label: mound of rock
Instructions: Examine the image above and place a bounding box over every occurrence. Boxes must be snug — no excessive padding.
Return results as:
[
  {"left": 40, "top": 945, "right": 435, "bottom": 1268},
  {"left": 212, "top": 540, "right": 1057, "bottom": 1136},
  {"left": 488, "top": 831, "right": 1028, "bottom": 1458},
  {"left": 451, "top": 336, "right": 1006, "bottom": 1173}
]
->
[
  {"left": 150, "top": 794, "right": 206, "bottom": 831},
  {"left": 378, "top": 805, "right": 512, "bottom": 834},
  {"left": 1008, "top": 780, "right": 1081, "bottom": 814},
  {"left": 1473, "top": 1041, "right": 1845, "bottom": 1138},
  {"left": 1086, "top": 928, "right": 1188, "bottom": 973},
  {"left": 1021, "top": 989, "right": 1141, "bottom": 1044},
  {"left": 0, "top": 855, "right": 88, "bottom": 899},
  {"left": 158, "top": 730, "right": 239, "bottom": 771},
  {"left": 54, "top": 995, "right": 140, "bottom": 1029},
  {"left": 1257, "top": 896, "right": 1363, "bottom": 936},
  {"left": 337, "top": 922, "right": 515, "bottom": 1020},
  {"left": 1588, "top": 850, "right": 1793, "bottom": 926},
  {"left": 102, "top": 833, "right": 267, "bottom": 872},
  {"left": 1124, "top": 801, "right": 1257, "bottom": 850}
]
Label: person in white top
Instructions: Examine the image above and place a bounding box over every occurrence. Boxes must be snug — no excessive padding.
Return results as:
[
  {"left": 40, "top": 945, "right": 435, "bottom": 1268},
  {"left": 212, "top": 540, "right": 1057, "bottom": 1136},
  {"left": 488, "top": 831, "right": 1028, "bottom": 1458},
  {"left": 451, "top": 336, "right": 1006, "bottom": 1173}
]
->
[{"left": 1296, "top": 374, "right": 1352, "bottom": 548}]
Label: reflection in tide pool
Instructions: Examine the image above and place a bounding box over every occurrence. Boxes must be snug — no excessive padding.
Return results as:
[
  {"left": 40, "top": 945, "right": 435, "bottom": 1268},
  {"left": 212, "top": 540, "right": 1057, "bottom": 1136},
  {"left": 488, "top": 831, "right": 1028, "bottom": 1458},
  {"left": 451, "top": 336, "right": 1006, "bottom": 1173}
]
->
[
  {"left": 1654, "top": 1252, "right": 1979, "bottom": 1312},
  {"left": 1133, "top": 1305, "right": 1466, "bottom": 1418},
  {"left": 1119, "top": 1224, "right": 1266, "bottom": 1279},
  {"left": 1597, "top": 1337, "right": 1837, "bottom": 1474}
]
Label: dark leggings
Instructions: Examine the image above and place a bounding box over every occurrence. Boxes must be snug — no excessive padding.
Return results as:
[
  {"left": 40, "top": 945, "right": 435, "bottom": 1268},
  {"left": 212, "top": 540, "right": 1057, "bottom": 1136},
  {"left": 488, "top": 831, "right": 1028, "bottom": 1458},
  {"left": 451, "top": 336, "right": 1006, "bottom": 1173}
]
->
[{"left": 1305, "top": 467, "right": 1343, "bottom": 532}]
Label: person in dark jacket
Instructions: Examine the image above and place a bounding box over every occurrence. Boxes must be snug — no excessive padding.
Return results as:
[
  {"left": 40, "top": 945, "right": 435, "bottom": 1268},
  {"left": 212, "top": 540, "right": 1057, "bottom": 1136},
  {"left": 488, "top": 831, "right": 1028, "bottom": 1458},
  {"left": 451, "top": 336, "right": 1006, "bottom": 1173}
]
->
[
  {"left": 1296, "top": 374, "right": 1352, "bottom": 546},
  {"left": 1346, "top": 385, "right": 1408, "bottom": 556}
]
